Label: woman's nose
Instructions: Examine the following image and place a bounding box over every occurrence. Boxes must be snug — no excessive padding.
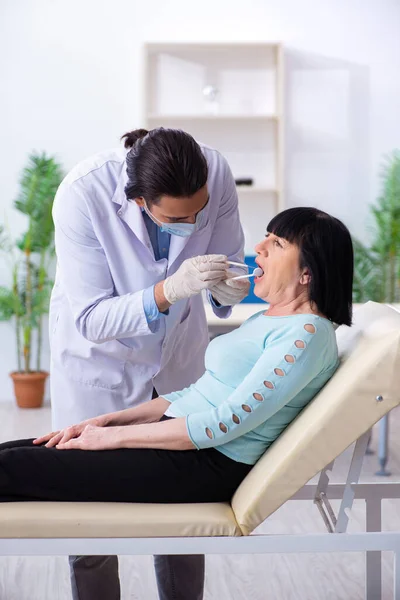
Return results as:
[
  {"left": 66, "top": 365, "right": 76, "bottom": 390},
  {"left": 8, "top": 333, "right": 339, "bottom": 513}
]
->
[
  {"left": 254, "top": 240, "right": 264, "bottom": 254},
  {"left": 254, "top": 239, "right": 268, "bottom": 255}
]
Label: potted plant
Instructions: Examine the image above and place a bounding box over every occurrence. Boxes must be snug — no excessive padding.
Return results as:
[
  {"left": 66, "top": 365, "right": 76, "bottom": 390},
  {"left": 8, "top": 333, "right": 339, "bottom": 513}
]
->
[
  {"left": 353, "top": 150, "right": 400, "bottom": 303},
  {"left": 0, "top": 152, "right": 63, "bottom": 408}
]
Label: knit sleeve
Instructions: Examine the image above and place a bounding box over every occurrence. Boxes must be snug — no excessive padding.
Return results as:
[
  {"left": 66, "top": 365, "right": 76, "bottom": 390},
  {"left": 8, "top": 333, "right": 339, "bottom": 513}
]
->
[{"left": 186, "top": 319, "right": 330, "bottom": 450}]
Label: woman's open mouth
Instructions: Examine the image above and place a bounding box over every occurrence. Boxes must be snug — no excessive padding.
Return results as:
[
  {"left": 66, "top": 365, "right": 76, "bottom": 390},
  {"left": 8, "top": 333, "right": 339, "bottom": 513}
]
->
[{"left": 254, "top": 268, "right": 264, "bottom": 283}]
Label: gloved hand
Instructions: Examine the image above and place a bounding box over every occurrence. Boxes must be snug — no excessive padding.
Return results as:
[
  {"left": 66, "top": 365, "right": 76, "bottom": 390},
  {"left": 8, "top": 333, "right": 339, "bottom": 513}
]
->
[
  {"left": 209, "top": 274, "right": 250, "bottom": 307},
  {"left": 163, "top": 254, "right": 228, "bottom": 304}
]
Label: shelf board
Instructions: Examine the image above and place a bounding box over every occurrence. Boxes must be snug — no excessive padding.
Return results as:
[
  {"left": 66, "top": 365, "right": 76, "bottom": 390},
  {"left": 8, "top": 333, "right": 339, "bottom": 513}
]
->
[
  {"left": 236, "top": 187, "right": 278, "bottom": 195},
  {"left": 145, "top": 42, "right": 282, "bottom": 53},
  {"left": 147, "top": 114, "right": 279, "bottom": 121}
]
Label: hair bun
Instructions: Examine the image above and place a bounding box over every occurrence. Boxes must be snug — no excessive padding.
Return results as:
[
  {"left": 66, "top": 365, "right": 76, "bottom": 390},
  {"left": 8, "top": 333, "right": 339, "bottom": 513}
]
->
[{"left": 121, "top": 129, "right": 149, "bottom": 149}]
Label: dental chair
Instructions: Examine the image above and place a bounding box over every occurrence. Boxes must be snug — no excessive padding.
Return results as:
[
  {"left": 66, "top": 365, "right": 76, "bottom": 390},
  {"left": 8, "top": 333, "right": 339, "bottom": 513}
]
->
[{"left": 1, "top": 301, "right": 400, "bottom": 599}]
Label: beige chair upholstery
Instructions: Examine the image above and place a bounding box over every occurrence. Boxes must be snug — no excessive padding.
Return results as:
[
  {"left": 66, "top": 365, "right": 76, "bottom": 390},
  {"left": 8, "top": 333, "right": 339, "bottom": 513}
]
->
[
  {"left": 0, "top": 501, "right": 241, "bottom": 539},
  {"left": 0, "top": 302, "right": 399, "bottom": 540}
]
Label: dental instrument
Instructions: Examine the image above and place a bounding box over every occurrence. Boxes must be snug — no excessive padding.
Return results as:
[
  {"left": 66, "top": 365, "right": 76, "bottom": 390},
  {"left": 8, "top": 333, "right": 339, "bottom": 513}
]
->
[
  {"left": 227, "top": 261, "right": 249, "bottom": 268},
  {"left": 231, "top": 267, "right": 263, "bottom": 281}
]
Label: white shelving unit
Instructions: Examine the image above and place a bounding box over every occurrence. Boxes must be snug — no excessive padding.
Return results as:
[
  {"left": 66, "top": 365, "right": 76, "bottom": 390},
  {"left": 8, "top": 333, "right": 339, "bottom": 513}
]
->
[
  {"left": 147, "top": 114, "right": 279, "bottom": 121},
  {"left": 143, "top": 42, "right": 284, "bottom": 253}
]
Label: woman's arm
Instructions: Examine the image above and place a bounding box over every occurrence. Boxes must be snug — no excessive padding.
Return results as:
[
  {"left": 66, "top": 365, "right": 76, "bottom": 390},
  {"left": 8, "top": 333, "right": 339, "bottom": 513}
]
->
[
  {"left": 57, "top": 320, "right": 331, "bottom": 453},
  {"left": 56, "top": 417, "right": 194, "bottom": 451},
  {"left": 34, "top": 396, "right": 171, "bottom": 447},
  {"left": 102, "top": 396, "right": 171, "bottom": 426},
  {"left": 117, "top": 418, "right": 194, "bottom": 450},
  {"left": 184, "top": 320, "right": 331, "bottom": 451}
]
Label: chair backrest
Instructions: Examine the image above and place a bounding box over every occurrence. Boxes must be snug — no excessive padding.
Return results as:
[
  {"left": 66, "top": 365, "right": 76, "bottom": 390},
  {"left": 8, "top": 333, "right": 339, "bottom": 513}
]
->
[{"left": 231, "top": 302, "right": 400, "bottom": 535}]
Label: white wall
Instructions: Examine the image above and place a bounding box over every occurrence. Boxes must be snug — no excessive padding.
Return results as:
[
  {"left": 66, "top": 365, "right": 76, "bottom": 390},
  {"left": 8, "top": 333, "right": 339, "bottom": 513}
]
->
[{"left": 0, "top": 0, "right": 399, "bottom": 401}]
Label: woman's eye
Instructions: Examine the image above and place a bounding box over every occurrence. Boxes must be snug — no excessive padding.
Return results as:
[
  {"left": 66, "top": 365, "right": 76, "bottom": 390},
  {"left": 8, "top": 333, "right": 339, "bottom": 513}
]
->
[{"left": 274, "top": 240, "right": 281, "bottom": 247}]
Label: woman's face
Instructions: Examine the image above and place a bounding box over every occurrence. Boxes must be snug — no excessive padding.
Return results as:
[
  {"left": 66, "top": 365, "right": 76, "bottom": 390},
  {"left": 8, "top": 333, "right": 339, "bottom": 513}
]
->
[{"left": 253, "top": 232, "right": 309, "bottom": 303}]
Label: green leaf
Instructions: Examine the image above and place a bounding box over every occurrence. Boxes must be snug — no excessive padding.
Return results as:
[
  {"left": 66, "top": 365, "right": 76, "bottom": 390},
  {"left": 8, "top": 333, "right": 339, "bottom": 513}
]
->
[
  {"left": 14, "top": 152, "right": 63, "bottom": 253},
  {"left": 0, "top": 287, "right": 17, "bottom": 321},
  {"left": 0, "top": 225, "right": 12, "bottom": 253},
  {"left": 352, "top": 239, "right": 383, "bottom": 303},
  {"left": 354, "top": 149, "right": 400, "bottom": 302},
  {"left": 0, "top": 152, "right": 64, "bottom": 371}
]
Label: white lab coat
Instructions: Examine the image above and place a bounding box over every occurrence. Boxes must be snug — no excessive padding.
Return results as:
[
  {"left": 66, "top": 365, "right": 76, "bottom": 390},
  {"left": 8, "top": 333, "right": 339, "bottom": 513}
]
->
[{"left": 49, "top": 144, "right": 245, "bottom": 428}]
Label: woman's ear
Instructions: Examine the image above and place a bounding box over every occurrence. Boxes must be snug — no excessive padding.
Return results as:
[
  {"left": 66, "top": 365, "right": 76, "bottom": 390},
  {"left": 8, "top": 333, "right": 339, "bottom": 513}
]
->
[
  {"left": 133, "top": 196, "right": 145, "bottom": 207},
  {"left": 300, "top": 268, "right": 311, "bottom": 285}
]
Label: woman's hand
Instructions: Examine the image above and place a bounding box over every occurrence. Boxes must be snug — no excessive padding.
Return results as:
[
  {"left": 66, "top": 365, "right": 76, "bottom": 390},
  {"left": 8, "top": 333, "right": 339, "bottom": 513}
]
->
[
  {"left": 55, "top": 424, "right": 123, "bottom": 451},
  {"left": 33, "top": 416, "right": 107, "bottom": 448}
]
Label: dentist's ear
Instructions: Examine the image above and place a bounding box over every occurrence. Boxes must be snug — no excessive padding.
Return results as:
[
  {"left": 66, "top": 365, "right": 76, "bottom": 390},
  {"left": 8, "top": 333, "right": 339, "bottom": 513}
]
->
[{"left": 300, "top": 269, "right": 311, "bottom": 285}]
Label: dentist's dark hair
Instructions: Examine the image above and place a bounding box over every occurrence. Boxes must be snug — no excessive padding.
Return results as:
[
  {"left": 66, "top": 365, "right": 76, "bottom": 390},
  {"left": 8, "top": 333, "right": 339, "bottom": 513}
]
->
[
  {"left": 267, "top": 207, "right": 353, "bottom": 326},
  {"left": 122, "top": 128, "right": 208, "bottom": 205}
]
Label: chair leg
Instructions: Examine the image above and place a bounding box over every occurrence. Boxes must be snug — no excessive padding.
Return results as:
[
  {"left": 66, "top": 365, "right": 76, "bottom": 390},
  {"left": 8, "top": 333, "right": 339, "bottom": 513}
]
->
[
  {"left": 366, "top": 497, "right": 382, "bottom": 600},
  {"left": 394, "top": 549, "right": 400, "bottom": 600},
  {"left": 376, "top": 415, "right": 391, "bottom": 477},
  {"left": 366, "top": 430, "right": 374, "bottom": 455}
]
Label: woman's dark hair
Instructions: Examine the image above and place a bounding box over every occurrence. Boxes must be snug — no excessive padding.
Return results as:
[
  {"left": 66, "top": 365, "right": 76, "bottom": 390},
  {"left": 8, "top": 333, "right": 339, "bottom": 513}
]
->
[
  {"left": 122, "top": 128, "right": 208, "bottom": 205},
  {"left": 268, "top": 207, "right": 353, "bottom": 326}
]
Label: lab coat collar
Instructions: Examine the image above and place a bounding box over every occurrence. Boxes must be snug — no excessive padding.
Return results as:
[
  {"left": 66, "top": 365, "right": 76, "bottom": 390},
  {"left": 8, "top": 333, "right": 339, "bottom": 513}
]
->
[
  {"left": 123, "top": 201, "right": 154, "bottom": 257},
  {"left": 111, "top": 161, "right": 128, "bottom": 206},
  {"left": 110, "top": 164, "right": 152, "bottom": 253},
  {"left": 168, "top": 234, "right": 190, "bottom": 268}
]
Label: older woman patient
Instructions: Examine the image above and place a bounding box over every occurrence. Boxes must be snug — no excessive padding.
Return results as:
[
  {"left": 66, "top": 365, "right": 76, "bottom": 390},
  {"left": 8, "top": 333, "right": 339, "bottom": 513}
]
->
[{"left": 0, "top": 207, "right": 353, "bottom": 503}]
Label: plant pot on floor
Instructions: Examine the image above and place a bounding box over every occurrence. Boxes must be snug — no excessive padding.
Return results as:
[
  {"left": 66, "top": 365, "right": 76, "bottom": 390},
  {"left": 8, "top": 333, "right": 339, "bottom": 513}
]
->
[
  {"left": 10, "top": 371, "right": 48, "bottom": 409},
  {"left": 0, "top": 153, "right": 63, "bottom": 411}
]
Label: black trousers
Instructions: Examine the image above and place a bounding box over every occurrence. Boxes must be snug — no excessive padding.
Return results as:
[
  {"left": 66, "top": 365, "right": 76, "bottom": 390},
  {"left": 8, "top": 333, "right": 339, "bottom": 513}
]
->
[
  {"left": 0, "top": 418, "right": 251, "bottom": 504},
  {"left": 0, "top": 416, "right": 251, "bottom": 600}
]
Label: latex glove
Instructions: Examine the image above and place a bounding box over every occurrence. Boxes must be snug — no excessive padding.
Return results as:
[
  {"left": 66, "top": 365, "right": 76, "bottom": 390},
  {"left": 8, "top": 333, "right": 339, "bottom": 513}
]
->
[
  {"left": 209, "top": 275, "right": 250, "bottom": 306},
  {"left": 163, "top": 254, "right": 228, "bottom": 304}
]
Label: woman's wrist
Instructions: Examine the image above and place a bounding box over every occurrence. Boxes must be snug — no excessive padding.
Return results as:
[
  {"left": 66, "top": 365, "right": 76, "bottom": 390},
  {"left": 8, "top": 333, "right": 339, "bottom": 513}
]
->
[
  {"left": 95, "top": 412, "right": 116, "bottom": 427},
  {"left": 114, "top": 425, "right": 135, "bottom": 448},
  {"left": 108, "top": 425, "right": 127, "bottom": 449},
  {"left": 96, "top": 397, "right": 171, "bottom": 430},
  {"left": 100, "top": 410, "right": 138, "bottom": 427}
]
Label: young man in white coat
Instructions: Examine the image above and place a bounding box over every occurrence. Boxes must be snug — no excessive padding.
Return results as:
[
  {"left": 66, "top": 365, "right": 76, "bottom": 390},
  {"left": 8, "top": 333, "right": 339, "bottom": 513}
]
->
[{"left": 50, "top": 127, "right": 249, "bottom": 600}]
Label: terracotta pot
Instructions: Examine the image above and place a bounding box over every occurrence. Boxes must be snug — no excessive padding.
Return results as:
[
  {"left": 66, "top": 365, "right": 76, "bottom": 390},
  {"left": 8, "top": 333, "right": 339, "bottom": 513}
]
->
[{"left": 10, "top": 371, "right": 49, "bottom": 409}]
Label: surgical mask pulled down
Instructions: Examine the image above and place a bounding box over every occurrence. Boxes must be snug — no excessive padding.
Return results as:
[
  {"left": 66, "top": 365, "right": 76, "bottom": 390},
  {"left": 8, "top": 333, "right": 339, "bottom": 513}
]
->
[{"left": 143, "top": 201, "right": 205, "bottom": 238}]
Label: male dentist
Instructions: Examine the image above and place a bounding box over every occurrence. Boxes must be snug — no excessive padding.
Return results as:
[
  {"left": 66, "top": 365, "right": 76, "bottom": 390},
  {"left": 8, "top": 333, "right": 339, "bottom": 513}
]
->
[{"left": 50, "top": 127, "right": 249, "bottom": 600}]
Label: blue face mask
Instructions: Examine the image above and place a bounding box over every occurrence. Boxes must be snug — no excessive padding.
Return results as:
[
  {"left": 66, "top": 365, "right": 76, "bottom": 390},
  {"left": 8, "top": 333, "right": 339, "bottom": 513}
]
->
[{"left": 143, "top": 202, "right": 205, "bottom": 238}]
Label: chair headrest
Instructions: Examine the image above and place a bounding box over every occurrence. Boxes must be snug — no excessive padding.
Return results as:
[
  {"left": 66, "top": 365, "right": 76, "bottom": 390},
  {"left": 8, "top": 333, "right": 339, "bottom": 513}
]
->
[{"left": 336, "top": 301, "right": 400, "bottom": 358}]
